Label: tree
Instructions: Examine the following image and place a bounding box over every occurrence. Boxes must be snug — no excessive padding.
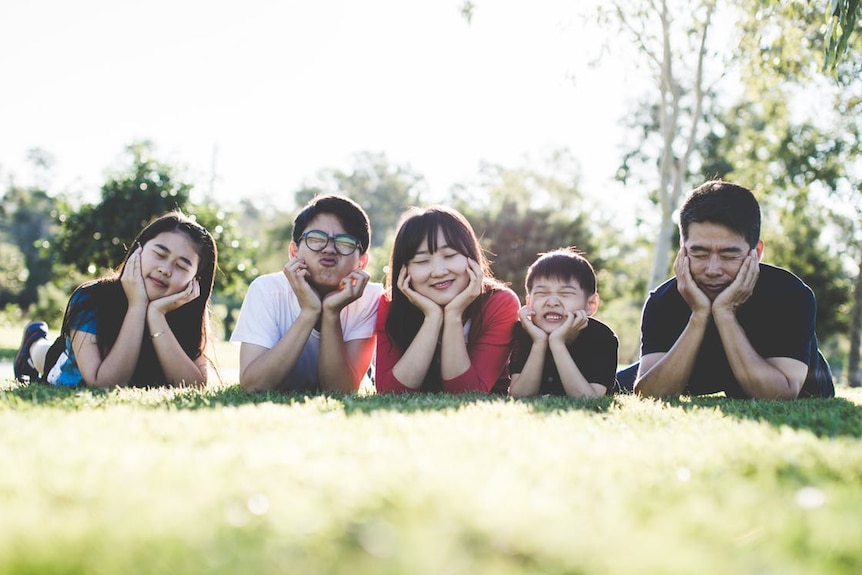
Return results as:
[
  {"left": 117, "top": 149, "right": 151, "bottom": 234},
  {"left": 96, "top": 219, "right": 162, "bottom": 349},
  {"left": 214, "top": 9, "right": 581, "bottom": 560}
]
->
[
  {"left": 717, "top": 1, "right": 862, "bottom": 384},
  {"left": 826, "top": 0, "right": 860, "bottom": 70},
  {"left": 598, "top": 0, "right": 722, "bottom": 292},
  {"left": 292, "top": 151, "right": 427, "bottom": 249},
  {"left": 56, "top": 141, "right": 193, "bottom": 273},
  {"left": 0, "top": 183, "right": 59, "bottom": 308},
  {"left": 53, "top": 141, "right": 260, "bottom": 339},
  {"left": 449, "top": 151, "right": 596, "bottom": 301}
]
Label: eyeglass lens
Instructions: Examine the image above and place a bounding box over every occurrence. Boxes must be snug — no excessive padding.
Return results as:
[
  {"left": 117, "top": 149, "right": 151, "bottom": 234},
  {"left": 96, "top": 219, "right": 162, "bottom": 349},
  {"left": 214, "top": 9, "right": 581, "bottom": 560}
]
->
[{"left": 303, "top": 230, "right": 359, "bottom": 255}]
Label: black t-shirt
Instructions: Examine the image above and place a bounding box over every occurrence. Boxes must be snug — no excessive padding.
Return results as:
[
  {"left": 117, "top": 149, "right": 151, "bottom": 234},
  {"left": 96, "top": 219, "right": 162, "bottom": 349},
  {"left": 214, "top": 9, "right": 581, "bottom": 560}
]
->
[
  {"left": 640, "top": 263, "right": 831, "bottom": 398},
  {"left": 509, "top": 317, "right": 619, "bottom": 395}
]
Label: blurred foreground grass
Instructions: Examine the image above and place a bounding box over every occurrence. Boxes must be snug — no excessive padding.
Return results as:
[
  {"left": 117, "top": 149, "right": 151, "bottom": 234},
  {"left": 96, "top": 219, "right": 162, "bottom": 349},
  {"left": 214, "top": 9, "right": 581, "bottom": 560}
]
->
[{"left": 1, "top": 381, "right": 861, "bottom": 575}]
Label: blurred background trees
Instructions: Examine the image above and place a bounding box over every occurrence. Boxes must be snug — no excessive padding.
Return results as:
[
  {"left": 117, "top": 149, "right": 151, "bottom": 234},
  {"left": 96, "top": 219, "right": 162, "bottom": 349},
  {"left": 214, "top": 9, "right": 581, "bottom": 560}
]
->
[{"left": 2, "top": 0, "right": 861, "bottom": 381}]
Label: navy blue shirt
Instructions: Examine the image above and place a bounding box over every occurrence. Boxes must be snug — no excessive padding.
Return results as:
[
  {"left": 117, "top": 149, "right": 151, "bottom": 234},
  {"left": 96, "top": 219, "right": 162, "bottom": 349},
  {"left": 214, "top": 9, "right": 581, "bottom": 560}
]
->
[
  {"left": 510, "top": 318, "right": 619, "bottom": 395},
  {"left": 640, "top": 263, "right": 830, "bottom": 398}
]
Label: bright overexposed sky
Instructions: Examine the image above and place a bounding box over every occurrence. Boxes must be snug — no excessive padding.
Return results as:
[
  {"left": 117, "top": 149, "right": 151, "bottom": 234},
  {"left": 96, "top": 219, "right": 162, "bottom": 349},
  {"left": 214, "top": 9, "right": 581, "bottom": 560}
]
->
[{"left": 1, "top": 0, "right": 644, "bottom": 211}]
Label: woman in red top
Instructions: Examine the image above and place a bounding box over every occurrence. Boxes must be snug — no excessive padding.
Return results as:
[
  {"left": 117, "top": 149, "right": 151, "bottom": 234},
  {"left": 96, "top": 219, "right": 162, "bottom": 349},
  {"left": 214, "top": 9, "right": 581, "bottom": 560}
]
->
[{"left": 375, "top": 206, "right": 519, "bottom": 393}]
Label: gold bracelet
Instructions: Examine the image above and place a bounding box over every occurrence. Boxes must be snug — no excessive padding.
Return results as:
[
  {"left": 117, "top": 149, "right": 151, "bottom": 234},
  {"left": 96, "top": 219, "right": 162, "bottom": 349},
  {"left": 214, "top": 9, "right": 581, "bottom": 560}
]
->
[{"left": 150, "top": 331, "right": 166, "bottom": 339}]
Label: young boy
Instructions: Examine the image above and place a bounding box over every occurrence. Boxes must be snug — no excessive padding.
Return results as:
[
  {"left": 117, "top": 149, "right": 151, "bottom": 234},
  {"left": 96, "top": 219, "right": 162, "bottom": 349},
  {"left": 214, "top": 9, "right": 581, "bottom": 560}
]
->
[
  {"left": 508, "top": 248, "right": 619, "bottom": 398},
  {"left": 231, "top": 195, "right": 383, "bottom": 393}
]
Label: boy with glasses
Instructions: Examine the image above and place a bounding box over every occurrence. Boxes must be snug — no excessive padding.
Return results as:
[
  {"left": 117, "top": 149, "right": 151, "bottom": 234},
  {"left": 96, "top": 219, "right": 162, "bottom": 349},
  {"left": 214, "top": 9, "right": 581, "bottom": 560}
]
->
[{"left": 231, "top": 195, "right": 383, "bottom": 392}]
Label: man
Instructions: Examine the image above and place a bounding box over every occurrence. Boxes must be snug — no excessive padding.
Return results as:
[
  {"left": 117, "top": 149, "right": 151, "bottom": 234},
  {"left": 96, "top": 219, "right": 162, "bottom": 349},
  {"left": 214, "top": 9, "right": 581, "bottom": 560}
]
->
[
  {"left": 626, "top": 180, "right": 834, "bottom": 399},
  {"left": 231, "top": 195, "right": 383, "bottom": 392}
]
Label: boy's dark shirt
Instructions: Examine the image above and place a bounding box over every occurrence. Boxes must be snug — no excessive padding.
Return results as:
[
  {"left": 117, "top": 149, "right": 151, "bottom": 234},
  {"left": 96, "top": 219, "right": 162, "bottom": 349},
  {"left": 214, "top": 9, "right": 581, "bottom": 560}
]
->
[
  {"left": 640, "top": 263, "right": 834, "bottom": 398},
  {"left": 509, "top": 318, "right": 619, "bottom": 395}
]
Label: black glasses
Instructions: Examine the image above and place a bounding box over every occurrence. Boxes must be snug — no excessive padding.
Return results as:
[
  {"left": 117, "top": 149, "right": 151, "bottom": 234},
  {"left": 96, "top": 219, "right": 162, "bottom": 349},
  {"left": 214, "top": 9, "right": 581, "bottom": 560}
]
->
[{"left": 300, "top": 229, "right": 361, "bottom": 255}]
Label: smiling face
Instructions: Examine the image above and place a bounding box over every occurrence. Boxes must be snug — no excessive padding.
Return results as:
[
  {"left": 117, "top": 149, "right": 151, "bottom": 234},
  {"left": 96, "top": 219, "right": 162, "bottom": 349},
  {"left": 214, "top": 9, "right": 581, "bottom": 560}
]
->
[
  {"left": 405, "top": 228, "right": 470, "bottom": 306},
  {"left": 684, "top": 221, "right": 763, "bottom": 301},
  {"left": 290, "top": 213, "right": 368, "bottom": 294},
  {"left": 140, "top": 231, "right": 201, "bottom": 301},
  {"left": 527, "top": 277, "right": 597, "bottom": 333}
]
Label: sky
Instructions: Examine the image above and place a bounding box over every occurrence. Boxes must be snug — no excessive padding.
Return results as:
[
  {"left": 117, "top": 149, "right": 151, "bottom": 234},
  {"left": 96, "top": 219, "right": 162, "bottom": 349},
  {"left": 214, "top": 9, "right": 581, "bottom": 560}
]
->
[{"left": 0, "top": 0, "right": 642, "bottom": 211}]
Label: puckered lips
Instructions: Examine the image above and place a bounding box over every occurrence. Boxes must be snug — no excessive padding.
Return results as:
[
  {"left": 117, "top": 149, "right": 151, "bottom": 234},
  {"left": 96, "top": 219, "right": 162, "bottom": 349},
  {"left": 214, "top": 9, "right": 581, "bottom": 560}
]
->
[{"left": 318, "top": 255, "right": 339, "bottom": 267}]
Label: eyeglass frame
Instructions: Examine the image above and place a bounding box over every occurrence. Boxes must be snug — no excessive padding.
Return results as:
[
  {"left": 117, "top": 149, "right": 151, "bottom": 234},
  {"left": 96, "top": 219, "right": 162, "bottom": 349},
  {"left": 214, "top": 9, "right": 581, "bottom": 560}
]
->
[{"left": 299, "top": 229, "right": 362, "bottom": 256}]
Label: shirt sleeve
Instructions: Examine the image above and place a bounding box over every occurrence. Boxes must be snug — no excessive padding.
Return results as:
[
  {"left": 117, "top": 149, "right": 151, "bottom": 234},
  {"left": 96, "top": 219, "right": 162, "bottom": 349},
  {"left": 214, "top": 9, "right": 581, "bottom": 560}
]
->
[
  {"left": 229, "top": 275, "right": 283, "bottom": 349},
  {"left": 579, "top": 320, "right": 619, "bottom": 389},
  {"left": 65, "top": 286, "right": 98, "bottom": 334},
  {"left": 344, "top": 283, "right": 384, "bottom": 342},
  {"left": 442, "top": 288, "right": 520, "bottom": 394}
]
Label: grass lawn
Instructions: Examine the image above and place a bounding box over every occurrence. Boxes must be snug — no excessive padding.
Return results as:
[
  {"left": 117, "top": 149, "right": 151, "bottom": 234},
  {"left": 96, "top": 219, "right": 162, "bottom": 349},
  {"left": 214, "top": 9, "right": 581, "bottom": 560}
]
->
[{"left": 1, "top": 379, "right": 861, "bottom": 575}]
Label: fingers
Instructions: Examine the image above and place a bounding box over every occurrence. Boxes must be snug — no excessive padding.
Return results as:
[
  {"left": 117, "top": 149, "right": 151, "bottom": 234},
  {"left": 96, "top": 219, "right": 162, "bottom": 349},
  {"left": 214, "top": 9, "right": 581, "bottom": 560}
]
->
[
  {"left": 467, "top": 258, "right": 484, "bottom": 291},
  {"left": 283, "top": 258, "right": 309, "bottom": 283},
  {"left": 396, "top": 266, "right": 411, "bottom": 293},
  {"left": 338, "top": 269, "right": 370, "bottom": 299}
]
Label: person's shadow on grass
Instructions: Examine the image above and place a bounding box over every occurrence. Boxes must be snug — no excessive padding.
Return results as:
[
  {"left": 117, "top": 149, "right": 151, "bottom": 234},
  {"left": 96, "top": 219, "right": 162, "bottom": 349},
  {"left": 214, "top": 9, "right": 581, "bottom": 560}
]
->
[
  {"left": 1, "top": 380, "right": 616, "bottom": 415},
  {"left": 651, "top": 394, "right": 862, "bottom": 439},
  {"left": 4, "top": 381, "right": 858, "bottom": 438}
]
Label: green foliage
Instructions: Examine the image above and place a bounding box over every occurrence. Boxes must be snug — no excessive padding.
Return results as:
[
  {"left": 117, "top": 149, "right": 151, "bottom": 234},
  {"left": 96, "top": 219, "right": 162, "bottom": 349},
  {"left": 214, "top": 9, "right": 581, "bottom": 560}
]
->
[
  {"left": 763, "top": 195, "right": 852, "bottom": 339},
  {"left": 23, "top": 263, "right": 90, "bottom": 330},
  {"left": 55, "top": 141, "right": 193, "bottom": 273},
  {"left": 1, "top": 382, "right": 861, "bottom": 575},
  {"left": 695, "top": 102, "right": 853, "bottom": 341},
  {"left": 825, "top": 0, "right": 861, "bottom": 71},
  {"left": 451, "top": 152, "right": 595, "bottom": 301},
  {"left": 0, "top": 241, "right": 27, "bottom": 304},
  {"left": 292, "top": 151, "right": 427, "bottom": 249},
  {"left": 0, "top": 185, "right": 59, "bottom": 308},
  {"left": 188, "top": 202, "right": 260, "bottom": 338}
]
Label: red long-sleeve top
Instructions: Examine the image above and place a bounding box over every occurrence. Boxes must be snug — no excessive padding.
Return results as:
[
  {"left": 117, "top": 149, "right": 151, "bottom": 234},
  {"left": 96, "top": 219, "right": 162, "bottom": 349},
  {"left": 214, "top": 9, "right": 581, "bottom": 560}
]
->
[{"left": 374, "top": 288, "right": 520, "bottom": 394}]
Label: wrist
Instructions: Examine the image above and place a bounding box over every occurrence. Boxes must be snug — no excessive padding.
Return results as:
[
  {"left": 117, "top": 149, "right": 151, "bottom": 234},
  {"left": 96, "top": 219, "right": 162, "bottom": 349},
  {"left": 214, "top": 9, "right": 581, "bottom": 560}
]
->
[{"left": 711, "top": 305, "right": 737, "bottom": 323}]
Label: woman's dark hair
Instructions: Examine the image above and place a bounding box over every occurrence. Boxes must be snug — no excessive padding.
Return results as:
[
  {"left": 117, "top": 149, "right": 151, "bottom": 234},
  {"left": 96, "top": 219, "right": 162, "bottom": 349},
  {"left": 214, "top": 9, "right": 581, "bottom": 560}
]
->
[
  {"left": 61, "top": 211, "right": 218, "bottom": 386},
  {"left": 384, "top": 206, "right": 504, "bottom": 391}
]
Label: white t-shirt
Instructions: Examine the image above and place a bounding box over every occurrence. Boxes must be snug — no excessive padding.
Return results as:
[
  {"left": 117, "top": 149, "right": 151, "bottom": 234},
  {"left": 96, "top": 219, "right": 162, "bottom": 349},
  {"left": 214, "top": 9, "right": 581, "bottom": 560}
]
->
[{"left": 230, "top": 272, "right": 384, "bottom": 391}]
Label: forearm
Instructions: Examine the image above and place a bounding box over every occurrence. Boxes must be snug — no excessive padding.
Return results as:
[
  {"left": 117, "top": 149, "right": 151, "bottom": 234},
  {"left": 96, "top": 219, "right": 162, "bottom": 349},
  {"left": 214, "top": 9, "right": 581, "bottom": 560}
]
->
[
  {"left": 508, "top": 343, "right": 546, "bottom": 397},
  {"left": 550, "top": 340, "right": 600, "bottom": 398},
  {"left": 88, "top": 305, "right": 148, "bottom": 388},
  {"left": 713, "top": 309, "right": 800, "bottom": 399},
  {"left": 634, "top": 313, "right": 709, "bottom": 397},
  {"left": 389, "top": 313, "right": 443, "bottom": 390},
  {"left": 439, "top": 311, "right": 472, "bottom": 381},
  {"left": 148, "top": 310, "right": 207, "bottom": 387},
  {"left": 317, "top": 311, "right": 361, "bottom": 393},
  {"left": 239, "top": 312, "right": 317, "bottom": 391}
]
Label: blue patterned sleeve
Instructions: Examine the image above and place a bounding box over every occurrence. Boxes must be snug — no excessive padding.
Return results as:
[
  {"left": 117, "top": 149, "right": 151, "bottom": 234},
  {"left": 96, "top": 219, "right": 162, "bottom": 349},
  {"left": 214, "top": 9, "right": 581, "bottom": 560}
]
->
[{"left": 64, "top": 287, "right": 99, "bottom": 335}]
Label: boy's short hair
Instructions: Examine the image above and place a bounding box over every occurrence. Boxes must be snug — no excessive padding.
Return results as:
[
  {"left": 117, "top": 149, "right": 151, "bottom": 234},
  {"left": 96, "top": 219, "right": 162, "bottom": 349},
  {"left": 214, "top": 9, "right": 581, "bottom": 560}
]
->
[
  {"left": 679, "top": 180, "right": 761, "bottom": 248},
  {"left": 292, "top": 194, "right": 371, "bottom": 254},
  {"left": 525, "top": 247, "right": 597, "bottom": 295}
]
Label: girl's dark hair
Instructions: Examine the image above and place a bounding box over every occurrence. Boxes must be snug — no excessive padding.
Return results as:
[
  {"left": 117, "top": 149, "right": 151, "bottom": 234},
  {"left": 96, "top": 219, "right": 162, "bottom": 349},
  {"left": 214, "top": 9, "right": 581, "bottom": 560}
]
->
[
  {"left": 61, "top": 211, "right": 218, "bottom": 386},
  {"left": 384, "top": 206, "right": 504, "bottom": 391}
]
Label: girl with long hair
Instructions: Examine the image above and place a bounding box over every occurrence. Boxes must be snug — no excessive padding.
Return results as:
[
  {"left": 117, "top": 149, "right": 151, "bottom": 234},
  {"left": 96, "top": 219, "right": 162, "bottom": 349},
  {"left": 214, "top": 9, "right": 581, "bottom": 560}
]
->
[
  {"left": 14, "top": 211, "right": 218, "bottom": 388},
  {"left": 374, "top": 206, "right": 519, "bottom": 393}
]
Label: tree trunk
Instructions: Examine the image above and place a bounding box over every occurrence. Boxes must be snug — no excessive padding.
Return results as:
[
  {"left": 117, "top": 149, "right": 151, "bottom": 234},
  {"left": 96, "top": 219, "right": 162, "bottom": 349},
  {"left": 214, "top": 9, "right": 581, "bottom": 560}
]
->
[
  {"left": 848, "top": 253, "right": 862, "bottom": 387},
  {"left": 649, "top": 211, "right": 675, "bottom": 291}
]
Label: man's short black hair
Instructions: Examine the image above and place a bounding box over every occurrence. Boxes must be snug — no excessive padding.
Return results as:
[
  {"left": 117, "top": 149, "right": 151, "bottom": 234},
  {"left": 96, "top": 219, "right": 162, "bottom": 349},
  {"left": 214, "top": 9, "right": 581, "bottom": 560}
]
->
[{"left": 679, "top": 180, "right": 761, "bottom": 248}]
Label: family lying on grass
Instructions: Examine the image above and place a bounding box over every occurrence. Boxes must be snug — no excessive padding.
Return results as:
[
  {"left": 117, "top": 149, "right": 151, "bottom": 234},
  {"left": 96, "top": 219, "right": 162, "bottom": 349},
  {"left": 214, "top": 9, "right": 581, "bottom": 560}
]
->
[{"left": 14, "top": 180, "right": 835, "bottom": 400}]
